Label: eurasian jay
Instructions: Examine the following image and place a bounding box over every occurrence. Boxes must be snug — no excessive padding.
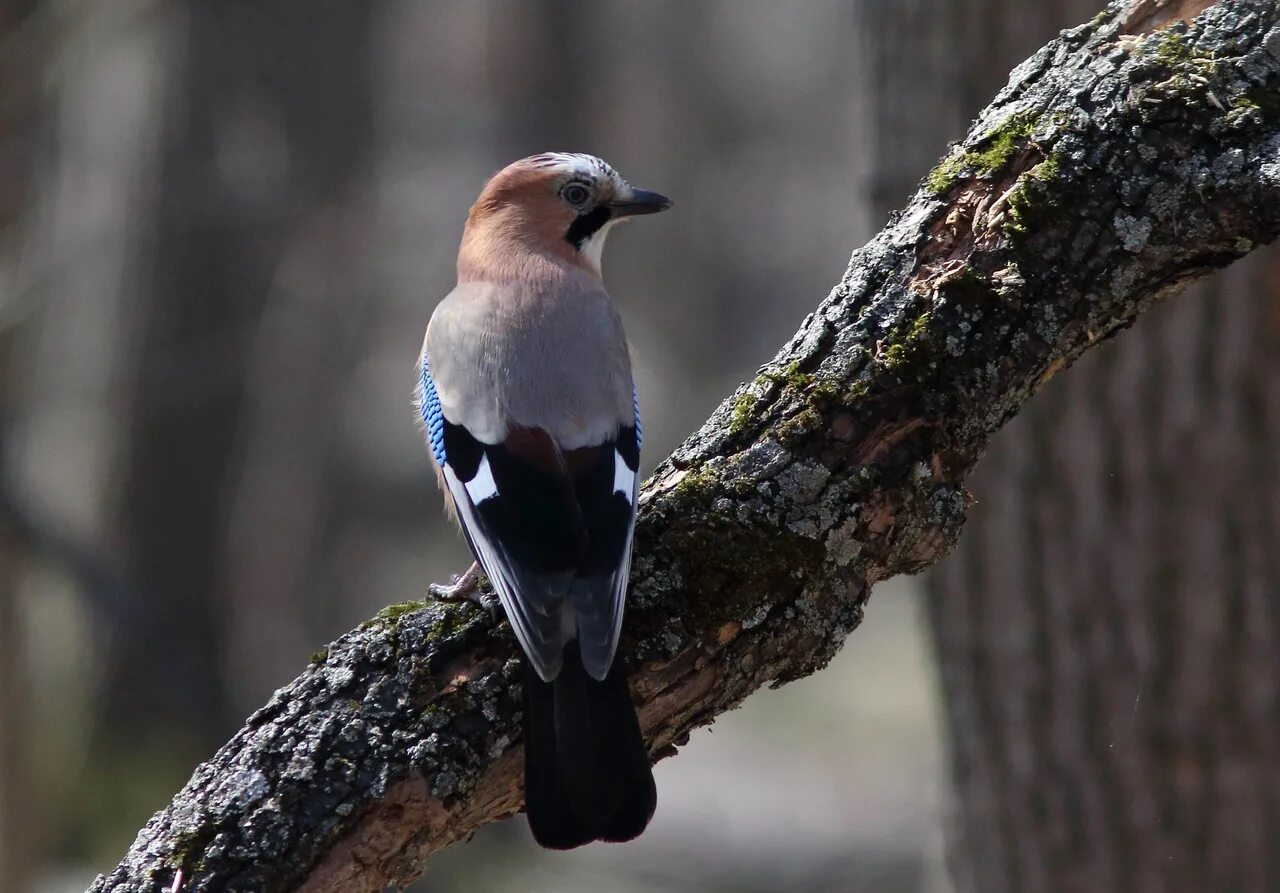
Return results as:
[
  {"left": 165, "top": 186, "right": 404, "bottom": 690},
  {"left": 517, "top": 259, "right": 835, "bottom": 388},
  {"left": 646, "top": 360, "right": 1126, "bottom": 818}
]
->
[{"left": 417, "top": 152, "right": 670, "bottom": 849}]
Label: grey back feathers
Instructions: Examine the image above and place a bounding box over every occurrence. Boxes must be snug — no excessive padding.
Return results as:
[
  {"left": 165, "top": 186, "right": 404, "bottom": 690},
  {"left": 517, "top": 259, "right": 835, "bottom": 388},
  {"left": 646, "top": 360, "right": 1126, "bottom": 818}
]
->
[{"left": 425, "top": 279, "right": 633, "bottom": 449}]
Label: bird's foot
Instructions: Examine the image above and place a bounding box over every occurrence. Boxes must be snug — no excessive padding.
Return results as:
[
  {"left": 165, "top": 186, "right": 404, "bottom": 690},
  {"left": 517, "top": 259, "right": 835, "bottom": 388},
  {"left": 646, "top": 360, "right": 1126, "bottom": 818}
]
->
[{"left": 429, "top": 563, "right": 500, "bottom": 615}]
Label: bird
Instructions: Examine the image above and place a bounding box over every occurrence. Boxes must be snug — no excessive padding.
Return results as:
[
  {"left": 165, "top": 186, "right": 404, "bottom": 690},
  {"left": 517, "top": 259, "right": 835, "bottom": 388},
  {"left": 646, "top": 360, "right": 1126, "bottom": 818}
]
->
[{"left": 416, "top": 152, "right": 671, "bottom": 849}]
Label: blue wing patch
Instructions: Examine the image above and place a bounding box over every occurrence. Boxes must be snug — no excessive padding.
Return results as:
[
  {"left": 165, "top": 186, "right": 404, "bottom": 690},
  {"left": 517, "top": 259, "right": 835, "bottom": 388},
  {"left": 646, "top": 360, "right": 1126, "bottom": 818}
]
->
[
  {"left": 419, "top": 358, "right": 447, "bottom": 466},
  {"left": 633, "top": 386, "right": 642, "bottom": 452}
]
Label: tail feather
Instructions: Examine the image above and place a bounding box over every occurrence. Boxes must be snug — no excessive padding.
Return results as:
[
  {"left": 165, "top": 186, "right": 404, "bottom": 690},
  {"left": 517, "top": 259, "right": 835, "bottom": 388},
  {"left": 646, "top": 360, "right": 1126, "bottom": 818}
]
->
[
  {"left": 523, "top": 665, "right": 593, "bottom": 849},
  {"left": 592, "top": 665, "right": 657, "bottom": 843},
  {"left": 522, "top": 642, "right": 656, "bottom": 849}
]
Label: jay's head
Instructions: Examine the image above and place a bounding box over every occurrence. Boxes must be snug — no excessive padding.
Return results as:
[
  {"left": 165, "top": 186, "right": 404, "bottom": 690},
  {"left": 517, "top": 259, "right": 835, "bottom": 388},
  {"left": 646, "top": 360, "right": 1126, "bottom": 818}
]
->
[{"left": 461, "top": 153, "right": 671, "bottom": 279}]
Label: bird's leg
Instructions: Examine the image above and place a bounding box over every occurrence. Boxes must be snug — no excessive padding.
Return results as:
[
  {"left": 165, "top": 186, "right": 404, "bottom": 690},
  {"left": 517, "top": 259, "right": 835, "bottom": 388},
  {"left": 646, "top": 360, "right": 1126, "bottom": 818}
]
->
[{"left": 428, "top": 562, "right": 499, "bottom": 615}]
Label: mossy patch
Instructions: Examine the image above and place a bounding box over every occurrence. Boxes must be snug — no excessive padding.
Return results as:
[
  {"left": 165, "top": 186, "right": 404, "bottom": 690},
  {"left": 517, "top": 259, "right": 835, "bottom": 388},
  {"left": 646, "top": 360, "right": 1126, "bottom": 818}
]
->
[
  {"left": 362, "top": 600, "right": 428, "bottom": 630},
  {"left": 428, "top": 607, "right": 467, "bottom": 641},
  {"left": 729, "top": 389, "right": 760, "bottom": 435},
  {"left": 357, "top": 599, "right": 435, "bottom": 658},
  {"left": 420, "top": 686, "right": 477, "bottom": 729},
  {"left": 879, "top": 311, "right": 935, "bottom": 382},
  {"left": 729, "top": 362, "right": 851, "bottom": 437},
  {"left": 1145, "top": 26, "right": 1217, "bottom": 73},
  {"left": 1004, "top": 152, "right": 1066, "bottom": 242},
  {"left": 775, "top": 406, "right": 827, "bottom": 442},
  {"left": 1241, "top": 87, "right": 1280, "bottom": 119},
  {"left": 378, "top": 601, "right": 424, "bottom": 623},
  {"left": 632, "top": 521, "right": 825, "bottom": 646},
  {"left": 764, "top": 360, "right": 864, "bottom": 443},
  {"left": 844, "top": 378, "right": 871, "bottom": 404},
  {"left": 164, "top": 826, "right": 215, "bottom": 877},
  {"left": 669, "top": 467, "right": 719, "bottom": 508},
  {"left": 776, "top": 361, "right": 815, "bottom": 389},
  {"left": 926, "top": 110, "right": 1043, "bottom": 196},
  {"left": 1138, "top": 26, "right": 1241, "bottom": 115}
]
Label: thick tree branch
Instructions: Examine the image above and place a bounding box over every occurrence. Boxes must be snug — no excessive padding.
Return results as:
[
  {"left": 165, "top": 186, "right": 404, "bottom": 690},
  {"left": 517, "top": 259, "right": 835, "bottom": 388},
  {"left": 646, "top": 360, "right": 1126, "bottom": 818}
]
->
[{"left": 91, "top": 2, "right": 1280, "bottom": 890}]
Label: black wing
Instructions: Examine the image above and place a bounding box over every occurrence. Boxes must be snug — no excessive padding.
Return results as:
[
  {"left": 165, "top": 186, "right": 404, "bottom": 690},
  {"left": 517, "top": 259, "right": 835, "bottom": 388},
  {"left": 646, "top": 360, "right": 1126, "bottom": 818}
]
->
[{"left": 437, "top": 417, "right": 639, "bottom": 682}]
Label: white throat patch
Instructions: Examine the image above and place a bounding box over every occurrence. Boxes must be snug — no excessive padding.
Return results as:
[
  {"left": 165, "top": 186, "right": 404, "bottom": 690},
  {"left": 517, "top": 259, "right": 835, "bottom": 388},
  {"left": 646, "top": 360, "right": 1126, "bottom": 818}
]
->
[{"left": 577, "top": 216, "right": 623, "bottom": 274}]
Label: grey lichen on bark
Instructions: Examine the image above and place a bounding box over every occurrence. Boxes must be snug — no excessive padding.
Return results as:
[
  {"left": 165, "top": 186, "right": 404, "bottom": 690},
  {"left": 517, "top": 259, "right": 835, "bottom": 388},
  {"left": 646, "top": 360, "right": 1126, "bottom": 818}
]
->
[{"left": 90, "top": 2, "right": 1280, "bottom": 891}]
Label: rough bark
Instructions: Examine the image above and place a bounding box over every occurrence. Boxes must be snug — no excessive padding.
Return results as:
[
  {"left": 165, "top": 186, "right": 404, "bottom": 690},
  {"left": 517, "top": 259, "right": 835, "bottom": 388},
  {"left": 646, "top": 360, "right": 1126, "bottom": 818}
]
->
[{"left": 90, "top": 2, "right": 1280, "bottom": 891}]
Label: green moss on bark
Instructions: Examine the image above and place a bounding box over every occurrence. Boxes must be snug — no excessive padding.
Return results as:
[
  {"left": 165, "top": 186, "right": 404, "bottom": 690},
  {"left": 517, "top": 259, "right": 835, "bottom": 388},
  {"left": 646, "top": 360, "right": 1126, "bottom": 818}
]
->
[
  {"left": 1005, "top": 152, "right": 1066, "bottom": 242},
  {"left": 926, "top": 110, "right": 1044, "bottom": 195}
]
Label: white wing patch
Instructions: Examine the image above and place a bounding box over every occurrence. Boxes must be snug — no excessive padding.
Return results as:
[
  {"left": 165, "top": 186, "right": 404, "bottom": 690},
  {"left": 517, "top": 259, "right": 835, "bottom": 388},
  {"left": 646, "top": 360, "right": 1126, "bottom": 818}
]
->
[
  {"left": 464, "top": 453, "right": 499, "bottom": 504},
  {"left": 612, "top": 449, "right": 636, "bottom": 501},
  {"left": 442, "top": 465, "right": 562, "bottom": 681}
]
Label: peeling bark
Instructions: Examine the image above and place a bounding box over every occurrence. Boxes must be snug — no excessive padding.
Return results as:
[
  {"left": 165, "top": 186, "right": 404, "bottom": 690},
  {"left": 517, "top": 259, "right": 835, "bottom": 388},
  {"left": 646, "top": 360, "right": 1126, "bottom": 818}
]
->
[{"left": 90, "top": 2, "right": 1280, "bottom": 891}]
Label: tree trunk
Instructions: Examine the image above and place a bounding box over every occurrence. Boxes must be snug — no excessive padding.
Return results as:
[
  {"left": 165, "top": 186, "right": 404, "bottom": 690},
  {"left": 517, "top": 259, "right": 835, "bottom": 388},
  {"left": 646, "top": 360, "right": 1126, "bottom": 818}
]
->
[
  {"left": 930, "top": 241, "right": 1280, "bottom": 893},
  {"left": 0, "top": 4, "right": 57, "bottom": 889},
  {"left": 106, "top": 0, "right": 377, "bottom": 746},
  {"left": 0, "top": 539, "right": 33, "bottom": 893}
]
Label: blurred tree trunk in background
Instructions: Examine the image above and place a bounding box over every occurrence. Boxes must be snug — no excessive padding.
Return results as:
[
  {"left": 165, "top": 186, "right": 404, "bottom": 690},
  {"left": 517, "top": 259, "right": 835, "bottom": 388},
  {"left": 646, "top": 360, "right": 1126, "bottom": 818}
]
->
[
  {"left": 0, "top": 3, "right": 51, "bottom": 890},
  {"left": 932, "top": 248, "right": 1280, "bottom": 893},
  {"left": 215, "top": 2, "right": 376, "bottom": 716},
  {"left": 871, "top": 1, "right": 1280, "bottom": 891},
  {"left": 0, "top": 548, "right": 32, "bottom": 893},
  {"left": 105, "top": 0, "right": 376, "bottom": 764}
]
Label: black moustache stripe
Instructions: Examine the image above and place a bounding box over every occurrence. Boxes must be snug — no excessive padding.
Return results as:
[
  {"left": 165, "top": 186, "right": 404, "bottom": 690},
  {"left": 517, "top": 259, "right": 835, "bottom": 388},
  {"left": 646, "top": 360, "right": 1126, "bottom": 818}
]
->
[{"left": 564, "top": 206, "right": 612, "bottom": 248}]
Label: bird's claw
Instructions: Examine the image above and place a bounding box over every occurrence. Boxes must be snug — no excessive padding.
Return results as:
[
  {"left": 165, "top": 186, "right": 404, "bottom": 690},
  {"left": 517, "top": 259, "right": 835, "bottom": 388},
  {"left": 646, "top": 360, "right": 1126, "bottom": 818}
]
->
[{"left": 428, "top": 564, "right": 500, "bottom": 617}]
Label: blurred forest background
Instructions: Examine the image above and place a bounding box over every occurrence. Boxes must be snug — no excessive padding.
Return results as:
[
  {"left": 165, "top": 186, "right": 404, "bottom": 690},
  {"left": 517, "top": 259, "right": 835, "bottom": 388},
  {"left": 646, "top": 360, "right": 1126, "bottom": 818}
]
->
[{"left": 2, "top": 2, "right": 1279, "bottom": 892}]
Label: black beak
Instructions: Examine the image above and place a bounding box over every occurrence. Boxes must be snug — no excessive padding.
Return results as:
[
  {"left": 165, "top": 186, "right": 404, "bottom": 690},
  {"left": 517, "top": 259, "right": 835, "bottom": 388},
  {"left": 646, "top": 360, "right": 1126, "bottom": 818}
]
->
[{"left": 610, "top": 188, "right": 672, "bottom": 217}]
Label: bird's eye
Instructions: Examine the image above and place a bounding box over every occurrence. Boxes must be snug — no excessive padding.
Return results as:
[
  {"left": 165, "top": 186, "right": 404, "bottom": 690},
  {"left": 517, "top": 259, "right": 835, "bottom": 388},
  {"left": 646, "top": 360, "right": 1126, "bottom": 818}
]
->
[{"left": 561, "top": 182, "right": 591, "bottom": 206}]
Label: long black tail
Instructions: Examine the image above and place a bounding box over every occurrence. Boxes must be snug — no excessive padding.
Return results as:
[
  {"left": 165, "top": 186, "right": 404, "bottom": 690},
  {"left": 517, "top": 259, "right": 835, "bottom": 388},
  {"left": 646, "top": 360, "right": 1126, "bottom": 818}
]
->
[{"left": 522, "top": 641, "right": 656, "bottom": 849}]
